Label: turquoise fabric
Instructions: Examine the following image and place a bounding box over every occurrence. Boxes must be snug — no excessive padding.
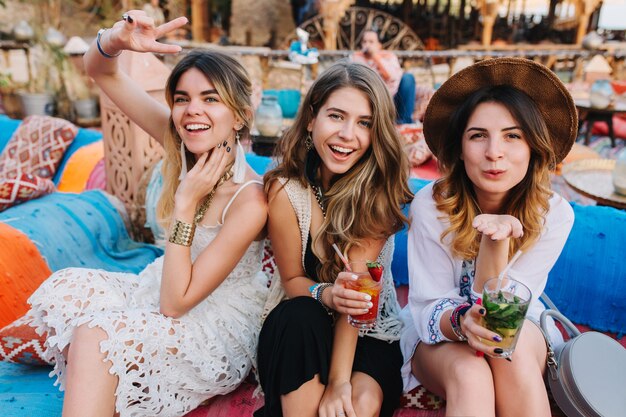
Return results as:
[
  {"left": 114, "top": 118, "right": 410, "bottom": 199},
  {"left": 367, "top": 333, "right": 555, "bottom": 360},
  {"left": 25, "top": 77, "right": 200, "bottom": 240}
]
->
[
  {"left": 547, "top": 203, "right": 626, "bottom": 336},
  {"left": 0, "top": 190, "right": 162, "bottom": 273},
  {"left": 0, "top": 362, "right": 62, "bottom": 417}
]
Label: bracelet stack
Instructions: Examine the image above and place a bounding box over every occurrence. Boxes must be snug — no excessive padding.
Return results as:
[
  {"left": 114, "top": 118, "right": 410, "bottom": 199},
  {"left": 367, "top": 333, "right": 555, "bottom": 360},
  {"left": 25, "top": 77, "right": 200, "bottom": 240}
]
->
[
  {"left": 96, "top": 29, "right": 122, "bottom": 58},
  {"left": 168, "top": 219, "right": 195, "bottom": 247},
  {"left": 449, "top": 303, "right": 471, "bottom": 342},
  {"left": 309, "top": 283, "right": 333, "bottom": 311}
]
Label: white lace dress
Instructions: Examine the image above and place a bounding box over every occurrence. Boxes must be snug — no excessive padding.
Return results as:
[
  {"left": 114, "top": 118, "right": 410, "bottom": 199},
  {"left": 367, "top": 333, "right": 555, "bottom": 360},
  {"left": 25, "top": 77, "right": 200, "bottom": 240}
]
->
[{"left": 28, "top": 181, "right": 269, "bottom": 417}]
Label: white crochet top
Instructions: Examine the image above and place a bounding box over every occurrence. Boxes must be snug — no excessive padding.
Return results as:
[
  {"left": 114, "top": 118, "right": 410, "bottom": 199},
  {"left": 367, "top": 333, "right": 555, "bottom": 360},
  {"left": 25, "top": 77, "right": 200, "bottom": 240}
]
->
[{"left": 262, "top": 177, "right": 403, "bottom": 341}]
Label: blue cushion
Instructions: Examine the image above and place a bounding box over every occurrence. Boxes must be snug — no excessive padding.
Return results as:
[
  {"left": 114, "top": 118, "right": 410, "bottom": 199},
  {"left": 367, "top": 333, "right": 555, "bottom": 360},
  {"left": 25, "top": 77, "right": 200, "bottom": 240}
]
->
[
  {"left": 547, "top": 203, "right": 626, "bottom": 336},
  {"left": 391, "top": 178, "right": 430, "bottom": 286},
  {"left": 246, "top": 153, "right": 274, "bottom": 175},
  {"left": 0, "top": 115, "right": 21, "bottom": 153}
]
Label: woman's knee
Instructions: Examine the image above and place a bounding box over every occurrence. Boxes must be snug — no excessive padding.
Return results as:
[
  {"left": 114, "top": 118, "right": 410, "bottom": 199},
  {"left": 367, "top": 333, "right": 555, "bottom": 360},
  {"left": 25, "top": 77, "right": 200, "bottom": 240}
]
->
[
  {"left": 445, "top": 354, "right": 493, "bottom": 388},
  {"left": 352, "top": 386, "right": 382, "bottom": 417},
  {"left": 71, "top": 324, "right": 107, "bottom": 350}
]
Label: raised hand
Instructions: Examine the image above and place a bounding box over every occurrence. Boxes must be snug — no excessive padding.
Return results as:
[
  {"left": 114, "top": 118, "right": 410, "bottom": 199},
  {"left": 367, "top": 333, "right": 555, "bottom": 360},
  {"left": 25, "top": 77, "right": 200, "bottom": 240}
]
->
[
  {"left": 472, "top": 214, "right": 523, "bottom": 241},
  {"left": 106, "top": 10, "right": 188, "bottom": 55}
]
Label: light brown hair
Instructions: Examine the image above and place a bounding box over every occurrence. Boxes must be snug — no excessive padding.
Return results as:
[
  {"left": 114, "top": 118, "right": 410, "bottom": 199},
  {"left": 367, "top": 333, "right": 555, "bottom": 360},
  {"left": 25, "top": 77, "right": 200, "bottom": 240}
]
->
[{"left": 265, "top": 61, "right": 413, "bottom": 282}]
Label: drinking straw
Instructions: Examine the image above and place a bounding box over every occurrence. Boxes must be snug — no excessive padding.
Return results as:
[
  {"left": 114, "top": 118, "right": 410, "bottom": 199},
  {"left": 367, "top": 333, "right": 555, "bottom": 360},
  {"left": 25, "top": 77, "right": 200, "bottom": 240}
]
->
[
  {"left": 332, "top": 243, "right": 352, "bottom": 272},
  {"left": 495, "top": 250, "right": 523, "bottom": 292}
]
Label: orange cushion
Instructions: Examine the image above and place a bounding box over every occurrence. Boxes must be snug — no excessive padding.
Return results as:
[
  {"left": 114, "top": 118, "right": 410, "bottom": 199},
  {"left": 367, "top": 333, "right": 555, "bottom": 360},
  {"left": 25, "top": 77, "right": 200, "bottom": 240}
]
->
[
  {"left": 0, "top": 222, "right": 52, "bottom": 328},
  {"left": 57, "top": 141, "right": 104, "bottom": 192}
]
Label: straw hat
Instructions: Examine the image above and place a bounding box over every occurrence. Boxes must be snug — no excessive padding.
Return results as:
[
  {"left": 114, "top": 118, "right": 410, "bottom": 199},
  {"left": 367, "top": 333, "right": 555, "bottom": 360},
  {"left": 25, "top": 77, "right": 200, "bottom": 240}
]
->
[{"left": 423, "top": 57, "right": 577, "bottom": 163}]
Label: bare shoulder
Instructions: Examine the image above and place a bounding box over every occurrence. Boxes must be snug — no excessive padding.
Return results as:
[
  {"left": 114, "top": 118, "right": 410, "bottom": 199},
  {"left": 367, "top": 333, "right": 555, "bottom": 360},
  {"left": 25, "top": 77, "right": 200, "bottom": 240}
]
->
[
  {"left": 230, "top": 181, "right": 267, "bottom": 211},
  {"left": 266, "top": 178, "right": 295, "bottom": 216}
]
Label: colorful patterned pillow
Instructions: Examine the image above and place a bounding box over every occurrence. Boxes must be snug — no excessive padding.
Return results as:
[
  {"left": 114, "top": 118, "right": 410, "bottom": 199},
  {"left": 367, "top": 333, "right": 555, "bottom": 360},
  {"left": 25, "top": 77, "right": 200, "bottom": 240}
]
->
[
  {"left": 0, "top": 115, "right": 77, "bottom": 179},
  {"left": 0, "top": 172, "right": 55, "bottom": 211},
  {"left": 0, "top": 314, "right": 51, "bottom": 366},
  {"left": 400, "top": 385, "right": 445, "bottom": 410}
]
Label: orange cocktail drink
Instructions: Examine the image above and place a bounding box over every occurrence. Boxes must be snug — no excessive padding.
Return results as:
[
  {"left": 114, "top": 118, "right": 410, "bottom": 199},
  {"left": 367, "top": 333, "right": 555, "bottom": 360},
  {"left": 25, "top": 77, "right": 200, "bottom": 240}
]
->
[{"left": 345, "top": 261, "right": 383, "bottom": 329}]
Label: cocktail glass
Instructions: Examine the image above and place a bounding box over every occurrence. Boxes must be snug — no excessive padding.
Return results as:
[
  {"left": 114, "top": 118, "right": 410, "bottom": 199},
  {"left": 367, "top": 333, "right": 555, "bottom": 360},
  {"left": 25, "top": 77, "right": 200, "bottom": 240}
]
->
[
  {"left": 482, "top": 277, "right": 531, "bottom": 358},
  {"left": 345, "top": 261, "right": 382, "bottom": 329}
]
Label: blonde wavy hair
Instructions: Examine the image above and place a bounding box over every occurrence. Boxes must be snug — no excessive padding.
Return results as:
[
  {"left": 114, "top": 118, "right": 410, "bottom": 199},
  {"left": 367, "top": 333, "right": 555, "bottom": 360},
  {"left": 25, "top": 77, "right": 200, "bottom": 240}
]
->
[
  {"left": 157, "top": 50, "right": 253, "bottom": 229},
  {"left": 265, "top": 61, "right": 413, "bottom": 283},
  {"left": 433, "top": 85, "right": 555, "bottom": 260}
]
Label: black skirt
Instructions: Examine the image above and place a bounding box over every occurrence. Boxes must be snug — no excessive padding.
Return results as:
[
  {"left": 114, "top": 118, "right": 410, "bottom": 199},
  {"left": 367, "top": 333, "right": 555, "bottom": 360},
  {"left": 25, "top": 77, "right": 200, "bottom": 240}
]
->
[{"left": 255, "top": 296, "right": 403, "bottom": 417}]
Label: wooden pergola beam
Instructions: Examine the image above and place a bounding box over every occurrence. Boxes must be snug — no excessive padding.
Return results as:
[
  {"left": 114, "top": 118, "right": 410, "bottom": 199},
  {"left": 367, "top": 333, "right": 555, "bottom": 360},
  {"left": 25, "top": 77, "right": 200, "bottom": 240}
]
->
[
  {"left": 575, "top": 0, "right": 602, "bottom": 45},
  {"left": 191, "top": 0, "right": 211, "bottom": 42},
  {"left": 477, "top": 0, "right": 504, "bottom": 46},
  {"left": 319, "top": 0, "right": 355, "bottom": 50}
]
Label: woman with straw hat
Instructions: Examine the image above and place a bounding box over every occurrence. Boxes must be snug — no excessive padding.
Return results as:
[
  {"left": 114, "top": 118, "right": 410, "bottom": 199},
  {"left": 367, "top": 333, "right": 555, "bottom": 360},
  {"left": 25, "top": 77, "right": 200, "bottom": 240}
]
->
[{"left": 400, "top": 57, "right": 577, "bottom": 416}]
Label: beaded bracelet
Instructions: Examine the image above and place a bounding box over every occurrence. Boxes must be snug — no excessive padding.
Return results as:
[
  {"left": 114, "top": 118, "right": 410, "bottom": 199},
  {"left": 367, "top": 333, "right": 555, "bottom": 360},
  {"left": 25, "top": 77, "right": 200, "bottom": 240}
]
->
[
  {"left": 309, "top": 283, "right": 333, "bottom": 312},
  {"left": 449, "top": 303, "right": 471, "bottom": 342},
  {"left": 168, "top": 219, "right": 195, "bottom": 247},
  {"left": 96, "top": 29, "right": 122, "bottom": 58}
]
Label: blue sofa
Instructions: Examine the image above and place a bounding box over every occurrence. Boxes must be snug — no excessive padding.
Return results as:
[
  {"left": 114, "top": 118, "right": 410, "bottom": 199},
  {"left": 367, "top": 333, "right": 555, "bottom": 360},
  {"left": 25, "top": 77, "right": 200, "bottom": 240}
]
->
[{"left": 1, "top": 115, "right": 625, "bottom": 416}]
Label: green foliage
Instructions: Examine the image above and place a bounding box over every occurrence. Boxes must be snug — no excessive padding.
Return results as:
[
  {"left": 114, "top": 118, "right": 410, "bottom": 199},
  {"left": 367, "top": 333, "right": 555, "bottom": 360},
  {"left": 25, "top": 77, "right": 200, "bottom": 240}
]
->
[{"left": 482, "top": 290, "right": 529, "bottom": 330}]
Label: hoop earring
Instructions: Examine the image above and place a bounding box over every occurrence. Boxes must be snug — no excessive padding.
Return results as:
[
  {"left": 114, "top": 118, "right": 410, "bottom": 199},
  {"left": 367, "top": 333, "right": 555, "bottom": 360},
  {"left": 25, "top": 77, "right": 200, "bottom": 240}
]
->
[
  {"left": 178, "top": 141, "right": 187, "bottom": 180},
  {"left": 232, "top": 129, "right": 246, "bottom": 184},
  {"left": 305, "top": 132, "right": 313, "bottom": 150}
]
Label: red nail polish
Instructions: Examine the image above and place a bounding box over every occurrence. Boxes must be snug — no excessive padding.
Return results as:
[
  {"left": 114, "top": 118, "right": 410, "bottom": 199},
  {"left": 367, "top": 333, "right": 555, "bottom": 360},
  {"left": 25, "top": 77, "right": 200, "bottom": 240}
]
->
[{"left": 475, "top": 351, "right": 485, "bottom": 357}]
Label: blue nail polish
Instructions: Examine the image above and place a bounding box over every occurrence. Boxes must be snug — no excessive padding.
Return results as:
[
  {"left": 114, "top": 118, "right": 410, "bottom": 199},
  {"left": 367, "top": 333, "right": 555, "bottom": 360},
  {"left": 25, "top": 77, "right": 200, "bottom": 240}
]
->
[{"left": 493, "top": 335, "right": 502, "bottom": 342}]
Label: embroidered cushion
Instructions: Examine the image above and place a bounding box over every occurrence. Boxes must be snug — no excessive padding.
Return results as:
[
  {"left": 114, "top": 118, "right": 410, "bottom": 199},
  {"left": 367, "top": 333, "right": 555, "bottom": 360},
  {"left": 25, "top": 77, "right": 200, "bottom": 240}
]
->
[
  {"left": 0, "top": 115, "right": 78, "bottom": 180},
  {"left": 0, "top": 314, "right": 51, "bottom": 366},
  {"left": 400, "top": 385, "right": 445, "bottom": 410},
  {"left": 0, "top": 172, "right": 55, "bottom": 211}
]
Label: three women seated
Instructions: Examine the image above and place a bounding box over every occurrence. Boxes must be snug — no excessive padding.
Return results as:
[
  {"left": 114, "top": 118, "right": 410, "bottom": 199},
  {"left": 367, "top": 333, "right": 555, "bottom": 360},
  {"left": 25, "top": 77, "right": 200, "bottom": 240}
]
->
[{"left": 26, "top": 10, "right": 576, "bottom": 417}]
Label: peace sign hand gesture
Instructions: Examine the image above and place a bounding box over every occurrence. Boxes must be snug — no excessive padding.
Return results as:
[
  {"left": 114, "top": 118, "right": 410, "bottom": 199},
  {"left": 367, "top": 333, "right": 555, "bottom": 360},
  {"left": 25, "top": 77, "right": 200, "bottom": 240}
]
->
[{"left": 105, "top": 10, "right": 188, "bottom": 56}]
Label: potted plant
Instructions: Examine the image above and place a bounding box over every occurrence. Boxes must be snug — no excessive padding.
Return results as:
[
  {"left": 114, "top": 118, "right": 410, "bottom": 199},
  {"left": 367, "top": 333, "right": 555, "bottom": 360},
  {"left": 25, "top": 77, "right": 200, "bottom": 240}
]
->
[
  {"left": 61, "top": 58, "right": 99, "bottom": 121},
  {"left": 0, "top": 70, "right": 24, "bottom": 119},
  {"left": 18, "top": 40, "right": 63, "bottom": 117}
]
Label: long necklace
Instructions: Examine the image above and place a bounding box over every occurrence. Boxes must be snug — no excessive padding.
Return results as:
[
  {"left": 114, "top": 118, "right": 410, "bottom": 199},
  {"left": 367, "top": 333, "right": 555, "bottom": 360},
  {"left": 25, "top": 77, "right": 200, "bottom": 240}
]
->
[
  {"left": 194, "top": 163, "right": 235, "bottom": 224},
  {"left": 311, "top": 184, "right": 327, "bottom": 218}
]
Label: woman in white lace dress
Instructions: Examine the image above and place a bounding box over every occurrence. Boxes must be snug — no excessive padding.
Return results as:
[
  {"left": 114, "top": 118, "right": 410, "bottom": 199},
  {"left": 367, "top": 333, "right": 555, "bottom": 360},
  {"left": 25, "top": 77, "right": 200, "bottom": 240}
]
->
[
  {"left": 255, "top": 62, "right": 413, "bottom": 417},
  {"left": 28, "top": 12, "right": 268, "bottom": 417}
]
